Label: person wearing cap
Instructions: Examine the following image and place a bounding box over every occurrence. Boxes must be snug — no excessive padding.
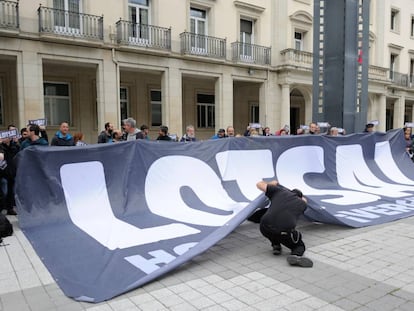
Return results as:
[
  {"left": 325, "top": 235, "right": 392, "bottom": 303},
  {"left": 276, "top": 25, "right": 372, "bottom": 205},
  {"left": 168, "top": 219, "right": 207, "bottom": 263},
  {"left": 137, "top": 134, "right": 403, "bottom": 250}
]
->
[
  {"left": 255, "top": 180, "right": 313, "bottom": 268},
  {"left": 211, "top": 128, "right": 227, "bottom": 139},
  {"left": 364, "top": 123, "right": 375, "bottom": 133}
]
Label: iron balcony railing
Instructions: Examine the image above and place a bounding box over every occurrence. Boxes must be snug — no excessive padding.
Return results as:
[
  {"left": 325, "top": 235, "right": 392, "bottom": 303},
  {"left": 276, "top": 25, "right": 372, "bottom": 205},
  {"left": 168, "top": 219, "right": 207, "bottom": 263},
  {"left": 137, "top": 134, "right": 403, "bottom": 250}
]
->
[
  {"left": 0, "top": 0, "right": 19, "bottom": 30},
  {"left": 389, "top": 71, "right": 410, "bottom": 88},
  {"left": 38, "top": 5, "right": 103, "bottom": 40},
  {"left": 232, "top": 42, "right": 271, "bottom": 65},
  {"left": 116, "top": 20, "right": 171, "bottom": 50},
  {"left": 180, "top": 32, "right": 226, "bottom": 59}
]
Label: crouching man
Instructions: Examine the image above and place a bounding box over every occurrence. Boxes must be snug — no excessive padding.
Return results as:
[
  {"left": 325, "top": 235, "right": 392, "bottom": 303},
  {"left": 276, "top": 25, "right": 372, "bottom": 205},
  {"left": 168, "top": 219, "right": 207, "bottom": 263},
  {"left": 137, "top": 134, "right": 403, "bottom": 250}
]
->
[{"left": 256, "top": 180, "right": 313, "bottom": 268}]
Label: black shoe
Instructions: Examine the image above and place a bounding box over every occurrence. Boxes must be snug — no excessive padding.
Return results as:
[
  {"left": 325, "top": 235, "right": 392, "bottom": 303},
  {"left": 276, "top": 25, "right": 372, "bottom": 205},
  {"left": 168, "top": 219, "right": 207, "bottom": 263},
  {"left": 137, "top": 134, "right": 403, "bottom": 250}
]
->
[
  {"left": 6, "top": 209, "right": 17, "bottom": 216},
  {"left": 272, "top": 244, "right": 282, "bottom": 255},
  {"left": 287, "top": 255, "right": 313, "bottom": 267}
]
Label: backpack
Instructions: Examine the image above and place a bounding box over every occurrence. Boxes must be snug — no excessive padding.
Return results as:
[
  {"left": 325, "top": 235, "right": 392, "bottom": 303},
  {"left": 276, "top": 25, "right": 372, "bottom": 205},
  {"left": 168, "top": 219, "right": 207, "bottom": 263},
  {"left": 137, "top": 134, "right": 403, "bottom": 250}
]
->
[{"left": 0, "top": 214, "right": 13, "bottom": 238}]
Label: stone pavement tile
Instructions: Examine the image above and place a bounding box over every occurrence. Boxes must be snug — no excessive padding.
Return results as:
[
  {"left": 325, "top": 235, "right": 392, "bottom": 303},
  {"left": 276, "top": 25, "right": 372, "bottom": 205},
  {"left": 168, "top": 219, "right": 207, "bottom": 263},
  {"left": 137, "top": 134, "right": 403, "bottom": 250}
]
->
[
  {"left": 168, "top": 302, "right": 198, "bottom": 311},
  {"left": 152, "top": 293, "right": 185, "bottom": 308},
  {"left": 107, "top": 297, "right": 138, "bottom": 311},
  {"left": 300, "top": 296, "right": 330, "bottom": 309},
  {"left": 253, "top": 294, "right": 296, "bottom": 310},
  {"left": 23, "top": 286, "right": 56, "bottom": 311},
  {"left": 313, "top": 290, "right": 342, "bottom": 304},
  {"left": 0, "top": 290, "right": 30, "bottom": 311},
  {"left": 391, "top": 288, "right": 414, "bottom": 300},
  {"left": 16, "top": 268, "right": 43, "bottom": 289},
  {"left": 187, "top": 295, "right": 216, "bottom": 309},
  {"left": 255, "top": 287, "right": 283, "bottom": 299},
  {"left": 219, "top": 298, "right": 249, "bottom": 311},
  {"left": 0, "top": 271, "right": 19, "bottom": 295},
  {"left": 165, "top": 283, "right": 193, "bottom": 295},
  {"left": 229, "top": 287, "right": 263, "bottom": 305},
  {"left": 201, "top": 274, "right": 224, "bottom": 284},
  {"left": 206, "top": 291, "right": 233, "bottom": 304},
  {"left": 347, "top": 291, "right": 377, "bottom": 305},
  {"left": 148, "top": 287, "right": 175, "bottom": 300},
  {"left": 177, "top": 288, "right": 204, "bottom": 302},
  {"left": 133, "top": 299, "right": 168, "bottom": 310},
  {"left": 201, "top": 305, "right": 227, "bottom": 311},
  {"left": 398, "top": 301, "right": 414, "bottom": 311},
  {"left": 129, "top": 292, "right": 155, "bottom": 305},
  {"left": 195, "top": 284, "right": 219, "bottom": 296},
  {"left": 140, "top": 280, "right": 165, "bottom": 292},
  {"left": 365, "top": 294, "right": 407, "bottom": 310},
  {"left": 317, "top": 305, "right": 346, "bottom": 311},
  {"left": 283, "top": 302, "right": 315, "bottom": 311},
  {"left": 284, "top": 288, "right": 311, "bottom": 301},
  {"left": 55, "top": 302, "right": 85, "bottom": 311},
  {"left": 333, "top": 297, "right": 362, "bottom": 310},
  {"left": 192, "top": 267, "right": 214, "bottom": 278},
  {"left": 84, "top": 304, "right": 112, "bottom": 311},
  {"left": 185, "top": 278, "right": 209, "bottom": 289},
  {"left": 240, "top": 279, "right": 266, "bottom": 292}
]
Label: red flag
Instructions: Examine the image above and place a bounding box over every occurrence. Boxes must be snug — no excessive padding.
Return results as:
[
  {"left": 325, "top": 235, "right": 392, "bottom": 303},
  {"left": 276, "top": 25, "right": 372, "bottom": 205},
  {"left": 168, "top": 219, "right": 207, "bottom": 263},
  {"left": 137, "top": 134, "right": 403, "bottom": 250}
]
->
[{"left": 358, "top": 50, "right": 363, "bottom": 64}]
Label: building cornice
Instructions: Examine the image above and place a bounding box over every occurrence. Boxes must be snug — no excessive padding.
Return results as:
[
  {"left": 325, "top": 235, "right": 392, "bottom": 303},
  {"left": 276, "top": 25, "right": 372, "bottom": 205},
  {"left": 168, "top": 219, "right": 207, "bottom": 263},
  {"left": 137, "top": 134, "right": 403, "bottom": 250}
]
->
[{"left": 233, "top": 1, "right": 265, "bottom": 14}]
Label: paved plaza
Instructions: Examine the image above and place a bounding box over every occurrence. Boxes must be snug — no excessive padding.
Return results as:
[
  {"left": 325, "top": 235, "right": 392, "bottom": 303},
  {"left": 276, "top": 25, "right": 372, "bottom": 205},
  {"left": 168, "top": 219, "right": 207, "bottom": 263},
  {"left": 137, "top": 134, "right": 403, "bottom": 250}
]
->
[{"left": 1, "top": 214, "right": 414, "bottom": 311}]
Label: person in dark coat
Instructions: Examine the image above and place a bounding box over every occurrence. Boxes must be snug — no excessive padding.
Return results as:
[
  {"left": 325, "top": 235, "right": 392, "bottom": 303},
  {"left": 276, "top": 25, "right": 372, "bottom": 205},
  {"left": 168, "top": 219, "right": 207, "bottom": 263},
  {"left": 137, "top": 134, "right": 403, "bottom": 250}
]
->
[
  {"left": 256, "top": 180, "right": 313, "bottom": 267},
  {"left": 50, "top": 122, "right": 75, "bottom": 146}
]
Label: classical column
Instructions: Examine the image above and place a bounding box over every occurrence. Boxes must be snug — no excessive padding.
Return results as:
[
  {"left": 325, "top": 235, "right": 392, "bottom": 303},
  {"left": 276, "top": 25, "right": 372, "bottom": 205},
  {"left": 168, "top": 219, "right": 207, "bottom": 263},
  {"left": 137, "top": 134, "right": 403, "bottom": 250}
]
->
[
  {"left": 280, "top": 83, "right": 291, "bottom": 129},
  {"left": 161, "top": 67, "right": 182, "bottom": 136},
  {"left": 393, "top": 95, "right": 405, "bottom": 129},
  {"left": 215, "top": 71, "right": 233, "bottom": 130},
  {"left": 97, "top": 50, "right": 118, "bottom": 130},
  {"left": 378, "top": 94, "right": 386, "bottom": 132},
  {"left": 19, "top": 50, "right": 43, "bottom": 125}
]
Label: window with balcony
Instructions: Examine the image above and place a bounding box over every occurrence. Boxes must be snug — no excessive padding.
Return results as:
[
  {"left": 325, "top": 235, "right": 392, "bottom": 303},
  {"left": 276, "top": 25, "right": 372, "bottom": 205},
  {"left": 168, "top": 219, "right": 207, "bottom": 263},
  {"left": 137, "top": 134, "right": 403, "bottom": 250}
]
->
[
  {"left": 120, "top": 87, "right": 129, "bottom": 123},
  {"left": 197, "top": 93, "right": 215, "bottom": 128},
  {"left": 151, "top": 89, "right": 161, "bottom": 127},
  {"left": 294, "top": 31, "right": 303, "bottom": 50},
  {"left": 190, "top": 7, "right": 207, "bottom": 54},
  {"left": 390, "top": 8, "right": 399, "bottom": 32},
  {"left": 53, "top": 0, "right": 81, "bottom": 34},
  {"left": 44, "top": 82, "right": 71, "bottom": 126},
  {"left": 128, "top": 0, "right": 150, "bottom": 45},
  {"left": 240, "top": 19, "right": 253, "bottom": 59},
  {"left": 410, "top": 59, "right": 414, "bottom": 85}
]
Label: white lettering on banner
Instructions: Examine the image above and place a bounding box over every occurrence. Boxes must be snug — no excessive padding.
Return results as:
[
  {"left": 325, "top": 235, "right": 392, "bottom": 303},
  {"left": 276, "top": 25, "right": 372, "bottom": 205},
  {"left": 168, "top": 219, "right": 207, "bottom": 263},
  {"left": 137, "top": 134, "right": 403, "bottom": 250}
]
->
[
  {"left": 60, "top": 161, "right": 200, "bottom": 250},
  {"left": 145, "top": 156, "right": 249, "bottom": 226},
  {"left": 60, "top": 143, "right": 414, "bottom": 251},
  {"left": 374, "top": 141, "right": 414, "bottom": 185},
  {"left": 125, "top": 250, "right": 176, "bottom": 274},
  {"left": 124, "top": 242, "right": 198, "bottom": 274},
  {"left": 173, "top": 242, "right": 198, "bottom": 255},
  {"left": 216, "top": 150, "right": 274, "bottom": 201},
  {"left": 336, "top": 145, "right": 414, "bottom": 197},
  {"left": 334, "top": 197, "right": 414, "bottom": 223},
  {"left": 275, "top": 146, "right": 380, "bottom": 205}
]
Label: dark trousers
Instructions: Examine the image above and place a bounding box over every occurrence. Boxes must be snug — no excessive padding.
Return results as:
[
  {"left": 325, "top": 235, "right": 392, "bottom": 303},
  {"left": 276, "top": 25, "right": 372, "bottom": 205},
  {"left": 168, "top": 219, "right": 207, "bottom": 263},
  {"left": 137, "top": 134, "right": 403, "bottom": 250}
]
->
[{"left": 260, "top": 223, "right": 305, "bottom": 256}]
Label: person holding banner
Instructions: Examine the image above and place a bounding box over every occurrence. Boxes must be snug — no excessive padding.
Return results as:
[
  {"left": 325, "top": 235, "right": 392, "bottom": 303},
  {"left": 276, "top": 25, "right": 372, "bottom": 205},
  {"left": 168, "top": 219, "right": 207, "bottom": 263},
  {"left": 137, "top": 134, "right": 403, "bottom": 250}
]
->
[
  {"left": 0, "top": 125, "right": 20, "bottom": 215},
  {"left": 256, "top": 180, "right": 313, "bottom": 268}
]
